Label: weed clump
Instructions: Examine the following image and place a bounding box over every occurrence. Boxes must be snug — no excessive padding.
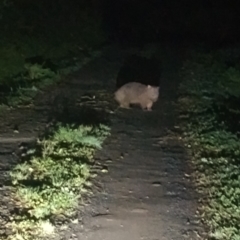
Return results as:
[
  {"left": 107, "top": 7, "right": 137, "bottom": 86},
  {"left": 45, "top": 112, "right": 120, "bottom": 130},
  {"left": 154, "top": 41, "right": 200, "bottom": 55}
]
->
[{"left": 5, "top": 123, "right": 110, "bottom": 239}]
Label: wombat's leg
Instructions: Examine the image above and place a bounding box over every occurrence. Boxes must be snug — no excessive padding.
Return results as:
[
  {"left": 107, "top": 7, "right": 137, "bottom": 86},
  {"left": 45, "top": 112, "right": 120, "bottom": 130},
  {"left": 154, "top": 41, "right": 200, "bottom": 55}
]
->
[
  {"left": 146, "top": 101, "right": 153, "bottom": 111},
  {"left": 140, "top": 101, "right": 148, "bottom": 111},
  {"left": 120, "top": 102, "right": 130, "bottom": 109}
]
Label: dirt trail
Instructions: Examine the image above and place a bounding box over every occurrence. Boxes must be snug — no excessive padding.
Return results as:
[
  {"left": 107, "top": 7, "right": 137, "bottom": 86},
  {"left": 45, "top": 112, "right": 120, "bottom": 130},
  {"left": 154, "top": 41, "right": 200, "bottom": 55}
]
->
[{"left": 0, "top": 44, "right": 204, "bottom": 239}]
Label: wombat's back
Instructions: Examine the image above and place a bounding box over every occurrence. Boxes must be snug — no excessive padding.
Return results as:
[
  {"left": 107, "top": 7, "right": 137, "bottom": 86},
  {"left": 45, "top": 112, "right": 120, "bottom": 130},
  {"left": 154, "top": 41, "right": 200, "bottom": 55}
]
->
[
  {"left": 114, "top": 82, "right": 147, "bottom": 102},
  {"left": 115, "top": 81, "right": 159, "bottom": 110}
]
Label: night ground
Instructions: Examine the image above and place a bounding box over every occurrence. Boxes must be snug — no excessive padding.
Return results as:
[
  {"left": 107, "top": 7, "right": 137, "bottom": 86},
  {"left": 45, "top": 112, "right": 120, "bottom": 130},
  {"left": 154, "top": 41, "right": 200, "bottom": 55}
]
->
[{"left": 0, "top": 0, "right": 240, "bottom": 239}]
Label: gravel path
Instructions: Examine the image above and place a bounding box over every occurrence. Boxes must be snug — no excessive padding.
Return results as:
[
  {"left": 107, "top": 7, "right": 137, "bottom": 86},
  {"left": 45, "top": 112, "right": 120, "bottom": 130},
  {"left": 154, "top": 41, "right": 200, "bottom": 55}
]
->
[{"left": 0, "top": 44, "right": 204, "bottom": 240}]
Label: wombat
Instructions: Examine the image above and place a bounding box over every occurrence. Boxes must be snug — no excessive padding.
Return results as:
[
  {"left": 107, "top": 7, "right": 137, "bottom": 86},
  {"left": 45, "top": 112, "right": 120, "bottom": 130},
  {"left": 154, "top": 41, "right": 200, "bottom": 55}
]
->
[{"left": 114, "top": 82, "right": 159, "bottom": 111}]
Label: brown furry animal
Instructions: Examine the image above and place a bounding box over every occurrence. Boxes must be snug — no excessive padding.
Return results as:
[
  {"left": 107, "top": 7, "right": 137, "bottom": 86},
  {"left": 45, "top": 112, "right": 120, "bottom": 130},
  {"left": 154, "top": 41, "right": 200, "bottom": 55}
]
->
[{"left": 114, "top": 82, "right": 159, "bottom": 111}]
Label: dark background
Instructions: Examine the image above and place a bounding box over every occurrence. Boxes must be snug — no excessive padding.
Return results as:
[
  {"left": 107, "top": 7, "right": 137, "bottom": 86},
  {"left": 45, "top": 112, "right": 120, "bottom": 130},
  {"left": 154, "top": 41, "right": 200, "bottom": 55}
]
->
[
  {"left": 103, "top": 0, "right": 240, "bottom": 47},
  {"left": 1, "top": 0, "right": 239, "bottom": 92},
  {"left": 1, "top": 0, "right": 240, "bottom": 47}
]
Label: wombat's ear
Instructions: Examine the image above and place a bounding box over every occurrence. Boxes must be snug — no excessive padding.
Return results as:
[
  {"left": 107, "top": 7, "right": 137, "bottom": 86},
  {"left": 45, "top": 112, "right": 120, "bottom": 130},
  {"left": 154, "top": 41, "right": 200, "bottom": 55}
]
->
[{"left": 147, "top": 85, "right": 152, "bottom": 89}]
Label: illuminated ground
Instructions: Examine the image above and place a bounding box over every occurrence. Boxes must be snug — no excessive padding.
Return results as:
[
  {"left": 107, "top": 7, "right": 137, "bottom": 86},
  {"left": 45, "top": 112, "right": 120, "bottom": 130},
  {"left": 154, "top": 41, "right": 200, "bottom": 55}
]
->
[{"left": 0, "top": 44, "right": 204, "bottom": 240}]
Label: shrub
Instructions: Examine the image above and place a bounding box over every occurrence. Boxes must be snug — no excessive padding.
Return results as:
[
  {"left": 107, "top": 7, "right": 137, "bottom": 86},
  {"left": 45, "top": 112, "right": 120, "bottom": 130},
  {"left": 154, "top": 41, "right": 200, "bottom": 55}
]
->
[
  {"left": 178, "top": 48, "right": 240, "bottom": 239},
  {"left": 7, "top": 123, "right": 110, "bottom": 239}
]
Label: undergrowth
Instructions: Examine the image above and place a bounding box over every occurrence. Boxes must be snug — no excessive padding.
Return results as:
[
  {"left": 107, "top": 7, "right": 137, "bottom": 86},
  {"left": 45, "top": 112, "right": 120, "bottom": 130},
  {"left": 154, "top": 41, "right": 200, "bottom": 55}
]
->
[
  {"left": 0, "top": 50, "right": 101, "bottom": 108},
  {"left": 0, "top": 1, "right": 105, "bottom": 109},
  {"left": 3, "top": 123, "right": 110, "bottom": 240},
  {"left": 178, "top": 48, "right": 240, "bottom": 239}
]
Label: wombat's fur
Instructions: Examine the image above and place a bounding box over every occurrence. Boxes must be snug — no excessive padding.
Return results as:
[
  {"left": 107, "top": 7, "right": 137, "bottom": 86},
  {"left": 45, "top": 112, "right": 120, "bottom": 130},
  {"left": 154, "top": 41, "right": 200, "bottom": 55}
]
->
[{"left": 114, "top": 82, "right": 159, "bottom": 111}]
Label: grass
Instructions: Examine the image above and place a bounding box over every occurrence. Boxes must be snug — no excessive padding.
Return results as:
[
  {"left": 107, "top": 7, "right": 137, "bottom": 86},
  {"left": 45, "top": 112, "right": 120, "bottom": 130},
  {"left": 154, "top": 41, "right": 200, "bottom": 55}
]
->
[
  {"left": 177, "top": 47, "right": 240, "bottom": 239},
  {"left": 3, "top": 123, "right": 110, "bottom": 240}
]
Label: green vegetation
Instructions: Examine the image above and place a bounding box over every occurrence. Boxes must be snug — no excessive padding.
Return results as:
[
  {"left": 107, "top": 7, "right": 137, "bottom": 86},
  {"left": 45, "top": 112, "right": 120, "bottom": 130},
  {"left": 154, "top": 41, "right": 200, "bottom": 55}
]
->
[
  {"left": 178, "top": 48, "right": 240, "bottom": 239},
  {"left": 0, "top": 2, "right": 110, "bottom": 238},
  {"left": 0, "top": 0, "right": 105, "bottom": 107},
  {"left": 3, "top": 63, "right": 59, "bottom": 107},
  {"left": 4, "top": 123, "right": 110, "bottom": 239}
]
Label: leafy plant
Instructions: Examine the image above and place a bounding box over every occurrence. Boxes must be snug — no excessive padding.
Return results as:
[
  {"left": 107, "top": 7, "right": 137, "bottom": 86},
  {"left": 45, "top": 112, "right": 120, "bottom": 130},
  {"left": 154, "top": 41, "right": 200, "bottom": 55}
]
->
[
  {"left": 7, "top": 123, "right": 110, "bottom": 239},
  {"left": 178, "top": 48, "right": 240, "bottom": 239}
]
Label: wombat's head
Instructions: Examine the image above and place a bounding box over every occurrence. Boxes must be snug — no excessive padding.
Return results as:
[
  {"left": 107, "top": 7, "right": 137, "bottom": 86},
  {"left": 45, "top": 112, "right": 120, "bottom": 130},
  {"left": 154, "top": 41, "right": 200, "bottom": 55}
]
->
[{"left": 147, "top": 85, "right": 159, "bottom": 102}]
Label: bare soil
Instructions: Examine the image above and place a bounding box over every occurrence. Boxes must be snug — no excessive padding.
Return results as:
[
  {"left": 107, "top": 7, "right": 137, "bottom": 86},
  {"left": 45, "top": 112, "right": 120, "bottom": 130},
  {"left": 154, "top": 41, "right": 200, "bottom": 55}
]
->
[{"left": 0, "top": 44, "right": 205, "bottom": 240}]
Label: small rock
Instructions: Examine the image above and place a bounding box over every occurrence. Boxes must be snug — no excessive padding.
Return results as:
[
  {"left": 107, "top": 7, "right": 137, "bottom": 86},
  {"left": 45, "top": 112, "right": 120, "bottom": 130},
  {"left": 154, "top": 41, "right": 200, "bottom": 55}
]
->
[{"left": 152, "top": 181, "right": 161, "bottom": 187}]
